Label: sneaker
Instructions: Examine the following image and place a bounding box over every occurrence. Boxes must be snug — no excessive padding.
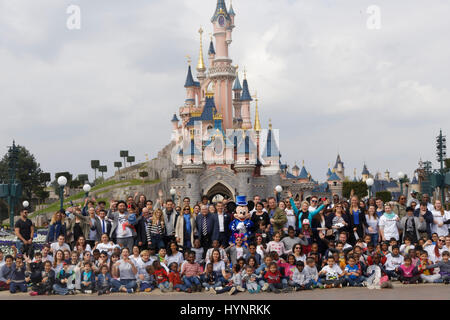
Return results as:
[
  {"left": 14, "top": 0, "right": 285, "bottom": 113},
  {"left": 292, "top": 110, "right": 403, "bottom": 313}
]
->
[
  {"left": 205, "top": 287, "right": 209, "bottom": 292},
  {"left": 262, "top": 283, "right": 269, "bottom": 291},
  {"left": 175, "top": 288, "right": 181, "bottom": 292},
  {"left": 248, "top": 289, "right": 254, "bottom": 294},
  {"left": 325, "top": 284, "right": 332, "bottom": 289},
  {"left": 127, "top": 288, "right": 134, "bottom": 294},
  {"left": 97, "top": 291, "right": 103, "bottom": 296},
  {"left": 209, "top": 287, "right": 216, "bottom": 294},
  {"left": 168, "top": 283, "right": 173, "bottom": 291},
  {"left": 215, "top": 286, "right": 223, "bottom": 291},
  {"left": 187, "top": 288, "right": 192, "bottom": 293},
  {"left": 236, "top": 286, "right": 245, "bottom": 292},
  {"left": 85, "top": 290, "right": 92, "bottom": 294},
  {"left": 273, "top": 288, "right": 281, "bottom": 294},
  {"left": 282, "top": 287, "right": 290, "bottom": 293},
  {"left": 144, "top": 288, "right": 152, "bottom": 292},
  {"left": 29, "top": 291, "right": 38, "bottom": 296},
  {"left": 255, "top": 287, "right": 261, "bottom": 293},
  {"left": 228, "top": 287, "right": 236, "bottom": 295}
]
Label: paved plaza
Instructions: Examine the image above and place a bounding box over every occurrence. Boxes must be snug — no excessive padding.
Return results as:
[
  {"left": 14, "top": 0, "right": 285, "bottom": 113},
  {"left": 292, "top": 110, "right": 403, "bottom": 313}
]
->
[{"left": 0, "top": 284, "right": 448, "bottom": 300}]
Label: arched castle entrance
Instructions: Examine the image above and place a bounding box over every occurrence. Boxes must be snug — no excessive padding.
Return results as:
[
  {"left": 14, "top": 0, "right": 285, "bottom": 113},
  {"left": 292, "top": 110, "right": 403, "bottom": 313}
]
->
[{"left": 206, "top": 182, "right": 234, "bottom": 203}]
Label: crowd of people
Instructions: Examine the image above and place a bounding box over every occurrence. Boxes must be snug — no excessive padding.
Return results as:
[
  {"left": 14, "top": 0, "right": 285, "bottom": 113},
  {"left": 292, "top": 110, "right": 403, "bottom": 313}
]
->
[{"left": 1, "top": 190, "right": 449, "bottom": 296}]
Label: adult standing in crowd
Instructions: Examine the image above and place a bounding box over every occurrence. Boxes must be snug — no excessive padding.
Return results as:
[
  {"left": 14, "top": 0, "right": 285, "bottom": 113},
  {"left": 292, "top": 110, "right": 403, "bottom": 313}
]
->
[
  {"left": 267, "top": 197, "right": 287, "bottom": 235},
  {"left": 108, "top": 201, "right": 137, "bottom": 252},
  {"left": 196, "top": 205, "right": 219, "bottom": 254},
  {"left": 47, "top": 210, "right": 67, "bottom": 244},
  {"left": 15, "top": 209, "right": 34, "bottom": 258},
  {"left": 163, "top": 199, "right": 177, "bottom": 245},
  {"left": 399, "top": 207, "right": 426, "bottom": 244},
  {"left": 175, "top": 206, "right": 197, "bottom": 250},
  {"left": 215, "top": 202, "right": 232, "bottom": 248}
]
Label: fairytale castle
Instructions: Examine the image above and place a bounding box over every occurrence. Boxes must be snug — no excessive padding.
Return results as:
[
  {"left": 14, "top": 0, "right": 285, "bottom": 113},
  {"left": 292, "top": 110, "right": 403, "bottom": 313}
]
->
[{"left": 165, "top": 0, "right": 345, "bottom": 203}]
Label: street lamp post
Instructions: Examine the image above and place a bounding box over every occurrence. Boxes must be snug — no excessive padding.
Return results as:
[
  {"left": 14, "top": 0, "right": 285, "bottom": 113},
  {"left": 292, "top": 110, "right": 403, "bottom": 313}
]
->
[
  {"left": 275, "top": 185, "right": 283, "bottom": 202},
  {"left": 83, "top": 184, "right": 91, "bottom": 198},
  {"left": 397, "top": 172, "right": 406, "bottom": 196},
  {"left": 170, "top": 188, "right": 176, "bottom": 202},
  {"left": 366, "top": 178, "right": 374, "bottom": 198},
  {"left": 57, "top": 176, "right": 68, "bottom": 211}
]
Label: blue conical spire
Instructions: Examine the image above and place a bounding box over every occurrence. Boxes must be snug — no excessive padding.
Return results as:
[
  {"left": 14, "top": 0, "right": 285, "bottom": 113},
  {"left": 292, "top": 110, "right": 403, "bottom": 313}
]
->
[
  {"left": 298, "top": 166, "right": 308, "bottom": 179},
  {"left": 240, "top": 79, "right": 252, "bottom": 101},
  {"left": 233, "top": 72, "right": 242, "bottom": 91},
  {"left": 208, "top": 40, "right": 216, "bottom": 55},
  {"left": 229, "top": 1, "right": 236, "bottom": 16},
  {"left": 184, "top": 65, "right": 195, "bottom": 88}
]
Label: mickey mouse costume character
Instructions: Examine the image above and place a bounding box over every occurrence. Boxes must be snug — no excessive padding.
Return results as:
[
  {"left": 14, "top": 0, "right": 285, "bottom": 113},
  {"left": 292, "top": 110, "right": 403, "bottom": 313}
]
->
[{"left": 229, "top": 196, "right": 254, "bottom": 244}]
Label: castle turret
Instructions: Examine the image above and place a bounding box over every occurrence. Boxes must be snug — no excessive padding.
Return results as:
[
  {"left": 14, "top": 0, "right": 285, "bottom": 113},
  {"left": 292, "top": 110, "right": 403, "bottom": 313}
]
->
[
  {"left": 240, "top": 71, "right": 252, "bottom": 129},
  {"left": 333, "top": 154, "right": 345, "bottom": 181},
  {"left": 171, "top": 113, "right": 179, "bottom": 130},
  {"left": 328, "top": 169, "right": 343, "bottom": 197},
  {"left": 210, "top": 0, "right": 236, "bottom": 130},
  {"left": 232, "top": 70, "right": 243, "bottom": 128},
  {"left": 361, "top": 163, "right": 370, "bottom": 182}
]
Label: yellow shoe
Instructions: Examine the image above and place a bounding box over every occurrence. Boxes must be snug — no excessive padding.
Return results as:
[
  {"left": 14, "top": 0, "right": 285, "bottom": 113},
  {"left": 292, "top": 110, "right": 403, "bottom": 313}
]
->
[{"left": 144, "top": 288, "right": 152, "bottom": 292}]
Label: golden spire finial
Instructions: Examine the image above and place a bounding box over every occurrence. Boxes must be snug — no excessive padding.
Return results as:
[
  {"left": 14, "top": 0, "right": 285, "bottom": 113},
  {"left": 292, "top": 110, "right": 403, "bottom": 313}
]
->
[
  {"left": 186, "top": 55, "right": 192, "bottom": 65},
  {"left": 354, "top": 168, "right": 357, "bottom": 176},
  {"left": 252, "top": 91, "right": 261, "bottom": 132},
  {"left": 328, "top": 162, "right": 331, "bottom": 168},
  {"left": 243, "top": 66, "right": 247, "bottom": 79},
  {"left": 268, "top": 118, "right": 272, "bottom": 130},
  {"left": 302, "top": 160, "right": 305, "bottom": 167},
  {"left": 197, "top": 27, "right": 206, "bottom": 72}
]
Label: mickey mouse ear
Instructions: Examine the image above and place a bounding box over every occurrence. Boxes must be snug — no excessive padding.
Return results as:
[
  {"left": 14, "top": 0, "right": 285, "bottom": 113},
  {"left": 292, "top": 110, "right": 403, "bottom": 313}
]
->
[
  {"left": 247, "top": 200, "right": 255, "bottom": 212},
  {"left": 227, "top": 201, "right": 237, "bottom": 213}
]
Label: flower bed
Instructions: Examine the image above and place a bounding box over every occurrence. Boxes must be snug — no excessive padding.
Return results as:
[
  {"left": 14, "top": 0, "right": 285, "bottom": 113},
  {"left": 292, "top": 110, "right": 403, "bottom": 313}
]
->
[{"left": 0, "top": 233, "right": 47, "bottom": 256}]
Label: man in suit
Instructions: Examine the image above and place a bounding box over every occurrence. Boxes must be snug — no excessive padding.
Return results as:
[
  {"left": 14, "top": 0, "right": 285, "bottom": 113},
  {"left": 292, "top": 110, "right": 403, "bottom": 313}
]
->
[
  {"left": 196, "top": 204, "right": 219, "bottom": 254},
  {"left": 215, "top": 202, "right": 232, "bottom": 248},
  {"left": 95, "top": 209, "right": 112, "bottom": 242},
  {"left": 136, "top": 207, "right": 152, "bottom": 250}
]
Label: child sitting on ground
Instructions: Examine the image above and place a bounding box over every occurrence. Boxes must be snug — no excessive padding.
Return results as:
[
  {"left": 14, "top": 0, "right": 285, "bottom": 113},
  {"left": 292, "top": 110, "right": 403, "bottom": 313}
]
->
[
  {"left": 9, "top": 256, "right": 30, "bottom": 294},
  {"left": 29, "top": 261, "right": 55, "bottom": 296},
  {"left": 318, "top": 256, "right": 344, "bottom": 288},
  {"left": 290, "top": 260, "right": 310, "bottom": 291},
  {"left": 264, "top": 262, "right": 288, "bottom": 293},
  {"left": 304, "top": 257, "right": 321, "bottom": 288},
  {"left": 181, "top": 251, "right": 202, "bottom": 292},
  {"left": 398, "top": 255, "right": 420, "bottom": 284},
  {"left": 168, "top": 262, "right": 190, "bottom": 293},
  {"left": 53, "top": 262, "right": 74, "bottom": 295},
  {"left": 80, "top": 262, "right": 95, "bottom": 294},
  {"left": 200, "top": 263, "right": 218, "bottom": 293},
  {"left": 242, "top": 265, "right": 260, "bottom": 293},
  {"left": 96, "top": 265, "right": 112, "bottom": 295},
  {"left": 344, "top": 256, "right": 363, "bottom": 287},
  {"left": 153, "top": 260, "right": 172, "bottom": 292},
  {"left": 423, "top": 251, "right": 450, "bottom": 284},
  {"left": 140, "top": 265, "right": 156, "bottom": 292}
]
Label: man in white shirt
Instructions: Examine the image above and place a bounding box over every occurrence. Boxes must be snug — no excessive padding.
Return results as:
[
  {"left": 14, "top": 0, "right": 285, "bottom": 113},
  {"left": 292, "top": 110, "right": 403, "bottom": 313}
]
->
[
  {"left": 50, "top": 234, "right": 71, "bottom": 254},
  {"left": 215, "top": 202, "right": 231, "bottom": 248},
  {"left": 414, "top": 194, "right": 434, "bottom": 212},
  {"left": 108, "top": 201, "right": 136, "bottom": 252}
]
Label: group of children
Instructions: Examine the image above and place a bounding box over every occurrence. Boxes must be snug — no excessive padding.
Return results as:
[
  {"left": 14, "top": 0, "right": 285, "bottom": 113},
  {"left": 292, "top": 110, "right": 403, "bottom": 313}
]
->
[{"left": 1, "top": 232, "right": 449, "bottom": 296}]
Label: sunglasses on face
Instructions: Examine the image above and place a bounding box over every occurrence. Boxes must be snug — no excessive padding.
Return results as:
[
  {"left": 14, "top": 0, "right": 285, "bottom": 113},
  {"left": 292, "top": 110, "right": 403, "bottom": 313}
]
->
[
  {"left": 311, "top": 200, "right": 318, "bottom": 203},
  {"left": 439, "top": 239, "right": 445, "bottom": 242}
]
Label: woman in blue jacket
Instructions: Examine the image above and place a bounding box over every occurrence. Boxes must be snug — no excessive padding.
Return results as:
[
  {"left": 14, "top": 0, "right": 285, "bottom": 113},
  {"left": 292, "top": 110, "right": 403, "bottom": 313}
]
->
[{"left": 47, "top": 210, "right": 67, "bottom": 243}]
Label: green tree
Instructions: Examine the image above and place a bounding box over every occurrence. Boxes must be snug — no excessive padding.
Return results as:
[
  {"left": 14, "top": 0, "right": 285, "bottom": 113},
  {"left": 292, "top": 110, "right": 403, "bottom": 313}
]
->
[
  {"left": 376, "top": 191, "right": 392, "bottom": 203},
  {"left": 343, "top": 181, "right": 369, "bottom": 199},
  {"left": 139, "top": 171, "right": 149, "bottom": 183},
  {"left": 0, "top": 145, "right": 47, "bottom": 220}
]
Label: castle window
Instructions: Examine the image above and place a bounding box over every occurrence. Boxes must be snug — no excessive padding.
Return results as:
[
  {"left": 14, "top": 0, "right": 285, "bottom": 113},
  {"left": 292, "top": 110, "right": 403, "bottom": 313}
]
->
[
  {"left": 333, "top": 182, "right": 337, "bottom": 186},
  {"left": 188, "top": 183, "right": 191, "bottom": 188},
  {"left": 247, "top": 178, "right": 250, "bottom": 184}
]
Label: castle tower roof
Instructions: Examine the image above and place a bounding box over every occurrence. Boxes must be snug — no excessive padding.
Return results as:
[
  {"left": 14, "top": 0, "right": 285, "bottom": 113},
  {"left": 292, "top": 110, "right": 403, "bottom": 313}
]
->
[
  {"left": 184, "top": 65, "right": 195, "bottom": 88},
  {"left": 261, "top": 120, "right": 279, "bottom": 158},
  {"left": 362, "top": 163, "right": 370, "bottom": 175},
  {"left": 233, "top": 72, "right": 242, "bottom": 91},
  {"left": 229, "top": 0, "right": 236, "bottom": 16},
  {"left": 253, "top": 93, "right": 261, "bottom": 132},
  {"left": 211, "top": 0, "right": 230, "bottom": 22},
  {"left": 328, "top": 170, "right": 341, "bottom": 181},
  {"left": 208, "top": 38, "right": 216, "bottom": 55},
  {"left": 171, "top": 114, "right": 179, "bottom": 122},
  {"left": 298, "top": 166, "right": 309, "bottom": 179},
  {"left": 240, "top": 77, "right": 252, "bottom": 101},
  {"left": 334, "top": 154, "right": 344, "bottom": 169}
]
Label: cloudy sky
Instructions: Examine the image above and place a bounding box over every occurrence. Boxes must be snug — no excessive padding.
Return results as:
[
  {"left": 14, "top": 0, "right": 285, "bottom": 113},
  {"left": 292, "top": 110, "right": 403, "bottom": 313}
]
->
[{"left": 0, "top": 0, "right": 448, "bottom": 183}]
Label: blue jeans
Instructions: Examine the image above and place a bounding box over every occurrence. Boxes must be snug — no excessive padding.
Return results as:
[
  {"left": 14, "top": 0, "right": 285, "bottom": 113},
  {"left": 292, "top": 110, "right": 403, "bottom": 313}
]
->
[
  {"left": 174, "top": 284, "right": 189, "bottom": 292},
  {"left": 150, "top": 235, "right": 165, "bottom": 250},
  {"left": 140, "top": 282, "right": 155, "bottom": 291},
  {"left": 53, "top": 283, "right": 69, "bottom": 295},
  {"left": 183, "top": 276, "right": 201, "bottom": 288},
  {"left": 369, "top": 233, "right": 379, "bottom": 245},
  {"left": 158, "top": 281, "right": 171, "bottom": 290},
  {"left": 345, "top": 276, "right": 363, "bottom": 286},
  {"left": 183, "top": 239, "right": 192, "bottom": 250},
  {"left": 10, "top": 282, "right": 27, "bottom": 293},
  {"left": 111, "top": 279, "right": 137, "bottom": 292}
]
